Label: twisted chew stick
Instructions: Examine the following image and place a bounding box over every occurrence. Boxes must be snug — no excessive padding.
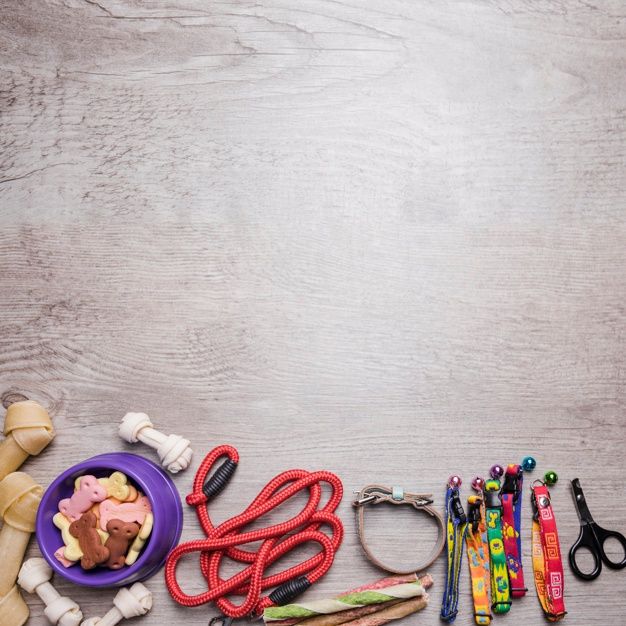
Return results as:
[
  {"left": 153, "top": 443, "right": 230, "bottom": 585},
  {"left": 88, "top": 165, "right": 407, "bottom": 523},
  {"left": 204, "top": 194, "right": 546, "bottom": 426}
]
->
[
  {"left": 0, "top": 472, "right": 44, "bottom": 626},
  {"left": 293, "top": 575, "right": 433, "bottom": 626},
  {"left": 341, "top": 594, "right": 429, "bottom": 626},
  {"left": 265, "top": 574, "right": 432, "bottom": 626},
  {"left": 0, "top": 400, "right": 55, "bottom": 481}
]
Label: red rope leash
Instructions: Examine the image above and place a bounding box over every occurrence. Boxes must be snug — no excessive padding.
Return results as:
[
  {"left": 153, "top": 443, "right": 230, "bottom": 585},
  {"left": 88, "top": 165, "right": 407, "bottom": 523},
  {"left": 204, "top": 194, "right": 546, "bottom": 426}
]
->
[{"left": 164, "top": 444, "right": 344, "bottom": 618}]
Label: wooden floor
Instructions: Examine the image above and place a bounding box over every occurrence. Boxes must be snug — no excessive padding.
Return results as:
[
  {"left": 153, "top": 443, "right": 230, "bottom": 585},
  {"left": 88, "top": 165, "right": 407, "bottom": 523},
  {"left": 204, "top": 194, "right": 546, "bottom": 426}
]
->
[{"left": 1, "top": 1, "right": 625, "bottom": 624}]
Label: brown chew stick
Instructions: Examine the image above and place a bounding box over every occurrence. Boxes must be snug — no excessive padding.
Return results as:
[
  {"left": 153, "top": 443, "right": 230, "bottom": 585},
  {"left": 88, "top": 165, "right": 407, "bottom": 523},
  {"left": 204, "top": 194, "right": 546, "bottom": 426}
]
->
[
  {"left": 342, "top": 595, "right": 429, "bottom": 626},
  {"left": 0, "top": 471, "right": 43, "bottom": 626},
  {"left": 69, "top": 511, "right": 110, "bottom": 570},
  {"left": 104, "top": 519, "right": 140, "bottom": 569},
  {"left": 0, "top": 401, "right": 55, "bottom": 481}
]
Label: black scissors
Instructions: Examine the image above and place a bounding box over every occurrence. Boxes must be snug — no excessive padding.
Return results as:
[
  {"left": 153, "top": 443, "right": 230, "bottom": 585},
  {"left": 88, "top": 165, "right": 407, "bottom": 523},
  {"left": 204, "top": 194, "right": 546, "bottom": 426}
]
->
[{"left": 569, "top": 478, "right": 626, "bottom": 580}]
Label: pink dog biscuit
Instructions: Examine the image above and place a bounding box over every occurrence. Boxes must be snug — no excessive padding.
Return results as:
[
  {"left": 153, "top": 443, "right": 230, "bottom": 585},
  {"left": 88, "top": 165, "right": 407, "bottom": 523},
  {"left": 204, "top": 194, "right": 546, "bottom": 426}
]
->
[
  {"left": 99, "top": 494, "right": 151, "bottom": 531},
  {"left": 59, "top": 475, "right": 107, "bottom": 521}
]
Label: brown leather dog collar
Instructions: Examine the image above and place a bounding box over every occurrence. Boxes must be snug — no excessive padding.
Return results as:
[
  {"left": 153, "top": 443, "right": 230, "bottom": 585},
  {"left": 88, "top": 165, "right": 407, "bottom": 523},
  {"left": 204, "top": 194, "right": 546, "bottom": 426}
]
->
[{"left": 353, "top": 484, "right": 445, "bottom": 574}]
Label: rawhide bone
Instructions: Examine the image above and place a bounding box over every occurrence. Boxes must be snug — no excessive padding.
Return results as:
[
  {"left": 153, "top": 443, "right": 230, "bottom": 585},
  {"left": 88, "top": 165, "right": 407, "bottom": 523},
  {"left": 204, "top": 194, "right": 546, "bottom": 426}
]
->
[
  {"left": 0, "top": 400, "right": 55, "bottom": 481},
  {"left": 0, "top": 471, "right": 43, "bottom": 626},
  {"left": 119, "top": 412, "right": 192, "bottom": 473},
  {"left": 81, "top": 582, "right": 152, "bottom": 626},
  {"left": 18, "top": 558, "right": 83, "bottom": 626}
]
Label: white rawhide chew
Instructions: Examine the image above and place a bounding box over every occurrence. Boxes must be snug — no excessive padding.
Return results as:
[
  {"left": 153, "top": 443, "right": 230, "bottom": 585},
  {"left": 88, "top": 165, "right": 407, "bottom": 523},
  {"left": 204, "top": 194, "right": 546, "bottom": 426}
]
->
[
  {"left": 119, "top": 413, "right": 192, "bottom": 473},
  {"left": 80, "top": 583, "right": 152, "bottom": 626},
  {"left": 18, "top": 558, "right": 83, "bottom": 626}
]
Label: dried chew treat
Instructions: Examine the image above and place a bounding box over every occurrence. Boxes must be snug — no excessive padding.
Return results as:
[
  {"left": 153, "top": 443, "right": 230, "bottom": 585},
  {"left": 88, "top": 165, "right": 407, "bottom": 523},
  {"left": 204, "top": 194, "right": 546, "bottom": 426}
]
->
[
  {"left": 104, "top": 520, "right": 140, "bottom": 570},
  {"left": 0, "top": 471, "right": 44, "bottom": 626},
  {"left": 0, "top": 401, "right": 55, "bottom": 481},
  {"left": 69, "top": 512, "right": 110, "bottom": 570}
]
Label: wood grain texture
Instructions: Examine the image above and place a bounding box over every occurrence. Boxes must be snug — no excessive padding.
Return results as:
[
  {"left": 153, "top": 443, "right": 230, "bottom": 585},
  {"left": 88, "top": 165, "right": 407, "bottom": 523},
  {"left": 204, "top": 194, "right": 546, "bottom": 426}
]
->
[{"left": 1, "top": 0, "right": 625, "bottom": 624}]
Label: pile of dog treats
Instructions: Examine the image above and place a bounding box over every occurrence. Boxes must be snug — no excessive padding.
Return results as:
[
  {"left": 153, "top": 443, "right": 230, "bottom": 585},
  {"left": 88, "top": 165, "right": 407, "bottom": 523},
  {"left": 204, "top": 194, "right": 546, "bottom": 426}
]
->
[{"left": 53, "top": 471, "right": 153, "bottom": 570}]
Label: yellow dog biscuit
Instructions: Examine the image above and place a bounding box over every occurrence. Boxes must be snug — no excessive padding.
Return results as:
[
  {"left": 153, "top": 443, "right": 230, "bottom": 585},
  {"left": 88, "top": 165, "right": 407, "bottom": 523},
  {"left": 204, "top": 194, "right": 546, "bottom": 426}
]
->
[{"left": 125, "top": 512, "right": 153, "bottom": 566}]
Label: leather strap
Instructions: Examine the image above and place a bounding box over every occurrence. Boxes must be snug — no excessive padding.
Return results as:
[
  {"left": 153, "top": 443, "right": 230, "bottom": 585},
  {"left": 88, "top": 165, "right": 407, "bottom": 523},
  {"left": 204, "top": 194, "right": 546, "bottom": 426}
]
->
[
  {"left": 353, "top": 485, "right": 445, "bottom": 575},
  {"left": 484, "top": 479, "right": 511, "bottom": 614},
  {"left": 531, "top": 484, "right": 566, "bottom": 622},
  {"left": 440, "top": 485, "right": 467, "bottom": 622},
  {"left": 466, "top": 495, "right": 491, "bottom": 625},
  {"left": 501, "top": 464, "right": 526, "bottom": 598}
]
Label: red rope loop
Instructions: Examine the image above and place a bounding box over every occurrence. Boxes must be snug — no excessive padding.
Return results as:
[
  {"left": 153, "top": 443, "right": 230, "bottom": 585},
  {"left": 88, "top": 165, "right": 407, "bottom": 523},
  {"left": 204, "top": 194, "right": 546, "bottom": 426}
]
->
[{"left": 164, "top": 445, "right": 344, "bottom": 618}]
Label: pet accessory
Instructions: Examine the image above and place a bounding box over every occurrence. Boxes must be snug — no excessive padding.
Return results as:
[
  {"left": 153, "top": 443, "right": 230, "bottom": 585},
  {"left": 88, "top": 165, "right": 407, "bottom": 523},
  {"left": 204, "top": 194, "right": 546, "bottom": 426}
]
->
[
  {"left": 568, "top": 478, "right": 626, "bottom": 580},
  {"left": 165, "top": 444, "right": 343, "bottom": 618},
  {"left": 531, "top": 482, "right": 566, "bottom": 621},
  {"left": 119, "top": 412, "right": 192, "bottom": 473},
  {"left": 36, "top": 453, "right": 183, "bottom": 588},
  {"left": 339, "top": 594, "right": 429, "bottom": 626},
  {"left": 440, "top": 476, "right": 467, "bottom": 622},
  {"left": 466, "top": 484, "right": 491, "bottom": 625},
  {"left": 353, "top": 484, "right": 445, "bottom": 574},
  {"left": 0, "top": 400, "right": 55, "bottom": 481},
  {"left": 263, "top": 573, "right": 429, "bottom": 623},
  {"left": 81, "top": 582, "right": 152, "bottom": 626},
  {"left": 17, "top": 558, "right": 83, "bottom": 626},
  {"left": 484, "top": 478, "right": 511, "bottom": 614},
  {"left": 501, "top": 464, "right": 527, "bottom": 597},
  {"left": 0, "top": 472, "right": 43, "bottom": 626},
  {"left": 544, "top": 471, "right": 558, "bottom": 487}
]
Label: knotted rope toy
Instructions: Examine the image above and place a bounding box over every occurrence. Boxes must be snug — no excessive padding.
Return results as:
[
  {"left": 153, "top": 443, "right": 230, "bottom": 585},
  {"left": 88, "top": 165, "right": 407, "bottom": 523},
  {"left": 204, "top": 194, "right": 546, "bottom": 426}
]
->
[
  {"left": 165, "top": 445, "right": 344, "bottom": 619},
  {"left": 0, "top": 400, "right": 55, "bottom": 481},
  {"left": 0, "top": 472, "right": 44, "bottom": 626}
]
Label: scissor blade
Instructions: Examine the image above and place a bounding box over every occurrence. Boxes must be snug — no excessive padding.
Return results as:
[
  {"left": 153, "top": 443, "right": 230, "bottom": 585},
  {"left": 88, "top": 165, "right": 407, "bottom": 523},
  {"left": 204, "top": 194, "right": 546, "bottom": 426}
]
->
[{"left": 571, "top": 478, "right": 594, "bottom": 523}]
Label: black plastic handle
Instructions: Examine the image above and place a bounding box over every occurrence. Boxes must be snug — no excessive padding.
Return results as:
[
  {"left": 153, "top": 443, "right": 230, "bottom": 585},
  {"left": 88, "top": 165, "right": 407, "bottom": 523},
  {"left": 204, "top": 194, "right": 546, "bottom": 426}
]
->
[
  {"left": 569, "top": 525, "right": 602, "bottom": 581},
  {"left": 594, "top": 524, "right": 626, "bottom": 570}
]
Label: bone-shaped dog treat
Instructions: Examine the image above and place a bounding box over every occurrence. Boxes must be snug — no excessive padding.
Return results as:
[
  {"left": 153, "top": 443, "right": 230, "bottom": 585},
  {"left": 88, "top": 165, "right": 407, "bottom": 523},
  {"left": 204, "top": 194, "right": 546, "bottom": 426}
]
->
[
  {"left": 119, "top": 412, "right": 192, "bottom": 473},
  {"left": 53, "top": 513, "right": 108, "bottom": 564},
  {"left": 98, "top": 496, "right": 151, "bottom": 532},
  {"left": 80, "top": 583, "right": 152, "bottom": 626},
  {"left": 69, "top": 512, "right": 110, "bottom": 570},
  {"left": 18, "top": 558, "right": 83, "bottom": 626},
  {"left": 59, "top": 476, "right": 107, "bottom": 522},
  {"left": 124, "top": 513, "right": 153, "bottom": 566},
  {"left": 74, "top": 475, "right": 138, "bottom": 503},
  {"left": 0, "top": 400, "right": 55, "bottom": 481},
  {"left": 104, "top": 519, "right": 139, "bottom": 570},
  {"left": 0, "top": 471, "right": 43, "bottom": 626}
]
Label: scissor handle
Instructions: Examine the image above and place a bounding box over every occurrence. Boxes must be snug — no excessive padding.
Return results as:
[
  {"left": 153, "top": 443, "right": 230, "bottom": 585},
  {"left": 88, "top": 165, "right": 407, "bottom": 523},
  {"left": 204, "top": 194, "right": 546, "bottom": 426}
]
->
[
  {"left": 569, "top": 525, "right": 602, "bottom": 580},
  {"left": 594, "top": 524, "right": 626, "bottom": 570}
]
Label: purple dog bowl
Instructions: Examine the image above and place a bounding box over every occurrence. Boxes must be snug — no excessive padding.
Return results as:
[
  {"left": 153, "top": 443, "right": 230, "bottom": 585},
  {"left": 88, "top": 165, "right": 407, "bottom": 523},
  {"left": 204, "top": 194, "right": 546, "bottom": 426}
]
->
[{"left": 36, "top": 452, "right": 183, "bottom": 587}]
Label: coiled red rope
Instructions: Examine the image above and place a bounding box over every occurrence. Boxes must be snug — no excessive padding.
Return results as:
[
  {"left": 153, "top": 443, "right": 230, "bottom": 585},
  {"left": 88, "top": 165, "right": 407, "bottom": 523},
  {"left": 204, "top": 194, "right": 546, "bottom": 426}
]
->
[{"left": 164, "top": 444, "right": 344, "bottom": 618}]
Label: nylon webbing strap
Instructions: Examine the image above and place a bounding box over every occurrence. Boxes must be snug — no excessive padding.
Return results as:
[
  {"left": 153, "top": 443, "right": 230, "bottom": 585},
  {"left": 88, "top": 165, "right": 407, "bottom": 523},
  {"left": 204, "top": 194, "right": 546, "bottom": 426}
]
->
[
  {"left": 484, "top": 479, "right": 511, "bottom": 614},
  {"left": 440, "top": 485, "right": 467, "bottom": 622},
  {"left": 466, "top": 495, "right": 491, "bottom": 625},
  {"left": 501, "top": 464, "right": 526, "bottom": 598},
  {"left": 531, "top": 484, "right": 566, "bottom": 622}
]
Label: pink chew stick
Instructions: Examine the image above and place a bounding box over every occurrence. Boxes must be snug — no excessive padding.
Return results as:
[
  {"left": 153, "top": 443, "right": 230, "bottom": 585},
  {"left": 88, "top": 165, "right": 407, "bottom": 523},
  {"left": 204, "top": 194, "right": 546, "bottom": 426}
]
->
[
  {"left": 99, "top": 495, "right": 152, "bottom": 531},
  {"left": 58, "top": 475, "right": 107, "bottom": 521}
]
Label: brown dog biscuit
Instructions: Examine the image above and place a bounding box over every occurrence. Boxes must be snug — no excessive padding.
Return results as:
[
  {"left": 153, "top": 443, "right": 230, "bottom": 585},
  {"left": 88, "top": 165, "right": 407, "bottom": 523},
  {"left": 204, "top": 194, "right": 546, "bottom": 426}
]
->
[
  {"left": 104, "top": 518, "right": 140, "bottom": 569},
  {"left": 69, "top": 511, "right": 110, "bottom": 569}
]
